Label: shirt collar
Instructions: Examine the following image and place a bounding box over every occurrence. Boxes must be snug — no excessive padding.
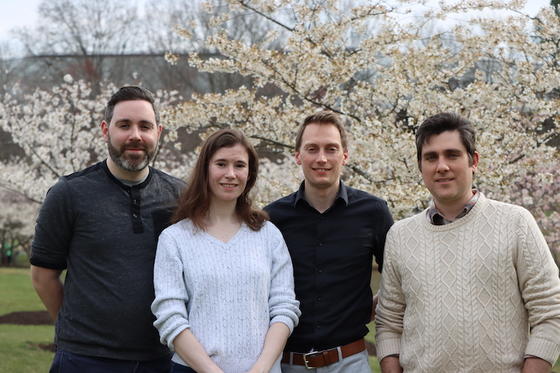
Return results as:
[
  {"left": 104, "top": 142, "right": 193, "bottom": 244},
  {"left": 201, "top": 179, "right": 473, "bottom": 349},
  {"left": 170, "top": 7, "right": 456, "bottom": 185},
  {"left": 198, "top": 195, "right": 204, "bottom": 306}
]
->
[
  {"left": 427, "top": 189, "right": 479, "bottom": 225},
  {"left": 294, "top": 181, "right": 349, "bottom": 208}
]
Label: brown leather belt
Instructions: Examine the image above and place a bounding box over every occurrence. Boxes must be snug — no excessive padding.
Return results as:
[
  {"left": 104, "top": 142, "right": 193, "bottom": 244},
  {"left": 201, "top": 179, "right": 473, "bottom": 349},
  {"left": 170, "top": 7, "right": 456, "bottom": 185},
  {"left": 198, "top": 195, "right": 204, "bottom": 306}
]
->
[{"left": 281, "top": 339, "right": 366, "bottom": 369}]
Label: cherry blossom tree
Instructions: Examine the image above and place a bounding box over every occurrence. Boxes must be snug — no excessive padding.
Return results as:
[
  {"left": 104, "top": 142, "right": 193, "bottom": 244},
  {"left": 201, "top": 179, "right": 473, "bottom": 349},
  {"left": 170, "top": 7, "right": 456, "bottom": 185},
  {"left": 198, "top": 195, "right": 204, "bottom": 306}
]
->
[
  {"left": 1, "top": 0, "right": 558, "bottom": 266},
  {"left": 0, "top": 78, "right": 187, "bottom": 257},
  {"left": 0, "top": 76, "right": 184, "bottom": 202},
  {"left": 164, "top": 0, "right": 559, "bottom": 258}
]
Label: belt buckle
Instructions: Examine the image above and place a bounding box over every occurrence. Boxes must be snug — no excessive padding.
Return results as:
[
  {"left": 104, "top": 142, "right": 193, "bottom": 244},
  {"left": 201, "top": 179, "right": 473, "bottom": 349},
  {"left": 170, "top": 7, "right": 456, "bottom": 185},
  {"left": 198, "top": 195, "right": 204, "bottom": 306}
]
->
[{"left": 303, "top": 351, "right": 323, "bottom": 369}]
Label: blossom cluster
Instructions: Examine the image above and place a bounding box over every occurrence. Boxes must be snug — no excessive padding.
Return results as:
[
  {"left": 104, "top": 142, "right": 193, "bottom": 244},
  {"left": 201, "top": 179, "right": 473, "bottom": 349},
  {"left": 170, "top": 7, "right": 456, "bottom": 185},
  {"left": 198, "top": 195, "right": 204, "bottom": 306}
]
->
[{"left": 0, "top": 79, "right": 183, "bottom": 248}]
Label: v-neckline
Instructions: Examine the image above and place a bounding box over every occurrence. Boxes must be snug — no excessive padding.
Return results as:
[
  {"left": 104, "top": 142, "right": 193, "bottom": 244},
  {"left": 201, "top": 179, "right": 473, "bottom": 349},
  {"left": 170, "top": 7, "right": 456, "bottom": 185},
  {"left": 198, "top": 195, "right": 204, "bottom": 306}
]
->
[{"left": 203, "top": 223, "right": 245, "bottom": 245}]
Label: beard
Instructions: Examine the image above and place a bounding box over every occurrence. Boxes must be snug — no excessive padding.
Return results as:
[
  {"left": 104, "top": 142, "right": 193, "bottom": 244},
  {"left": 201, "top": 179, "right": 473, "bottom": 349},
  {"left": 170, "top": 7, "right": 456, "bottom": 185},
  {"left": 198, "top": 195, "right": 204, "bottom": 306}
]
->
[{"left": 107, "top": 136, "right": 157, "bottom": 173}]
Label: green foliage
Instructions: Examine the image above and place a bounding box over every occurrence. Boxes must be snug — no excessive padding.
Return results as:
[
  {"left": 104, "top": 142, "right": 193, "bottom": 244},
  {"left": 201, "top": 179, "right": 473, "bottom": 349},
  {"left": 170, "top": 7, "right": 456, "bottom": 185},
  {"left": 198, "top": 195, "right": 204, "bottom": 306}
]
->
[{"left": 12, "top": 250, "right": 30, "bottom": 268}]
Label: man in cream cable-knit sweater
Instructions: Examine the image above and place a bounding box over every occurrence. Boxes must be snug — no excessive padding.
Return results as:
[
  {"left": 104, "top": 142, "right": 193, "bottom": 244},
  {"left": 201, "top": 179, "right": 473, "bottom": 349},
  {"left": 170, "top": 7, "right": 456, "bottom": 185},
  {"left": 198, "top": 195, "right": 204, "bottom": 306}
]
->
[{"left": 376, "top": 112, "right": 560, "bottom": 373}]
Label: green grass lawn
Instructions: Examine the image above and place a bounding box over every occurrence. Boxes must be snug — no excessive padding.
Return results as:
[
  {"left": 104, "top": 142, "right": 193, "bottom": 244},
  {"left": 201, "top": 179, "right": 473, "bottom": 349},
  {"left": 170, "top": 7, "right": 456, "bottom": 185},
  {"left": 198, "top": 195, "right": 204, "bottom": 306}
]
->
[
  {"left": 0, "top": 267, "right": 45, "bottom": 315},
  {"left": 0, "top": 267, "right": 55, "bottom": 372},
  {"left": 366, "top": 322, "right": 381, "bottom": 373},
  {"left": 0, "top": 268, "right": 558, "bottom": 373},
  {"left": 0, "top": 324, "right": 54, "bottom": 373}
]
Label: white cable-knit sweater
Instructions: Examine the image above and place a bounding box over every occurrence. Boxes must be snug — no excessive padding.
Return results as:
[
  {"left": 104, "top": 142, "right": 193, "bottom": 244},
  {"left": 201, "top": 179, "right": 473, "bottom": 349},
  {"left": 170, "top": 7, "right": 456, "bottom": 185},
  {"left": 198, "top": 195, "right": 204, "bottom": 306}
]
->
[
  {"left": 376, "top": 193, "right": 560, "bottom": 372},
  {"left": 151, "top": 220, "right": 300, "bottom": 373}
]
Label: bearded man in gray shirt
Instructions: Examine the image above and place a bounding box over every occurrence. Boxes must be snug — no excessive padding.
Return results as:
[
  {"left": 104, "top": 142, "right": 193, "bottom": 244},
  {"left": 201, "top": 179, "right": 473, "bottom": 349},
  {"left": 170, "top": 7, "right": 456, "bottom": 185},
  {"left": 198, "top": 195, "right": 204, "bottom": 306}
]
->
[{"left": 30, "top": 86, "right": 184, "bottom": 373}]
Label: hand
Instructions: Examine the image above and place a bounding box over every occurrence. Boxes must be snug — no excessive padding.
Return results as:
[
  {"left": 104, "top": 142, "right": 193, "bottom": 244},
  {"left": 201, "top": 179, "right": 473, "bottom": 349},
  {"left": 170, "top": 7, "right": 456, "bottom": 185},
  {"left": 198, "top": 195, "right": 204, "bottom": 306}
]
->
[
  {"left": 380, "top": 355, "right": 402, "bottom": 373},
  {"left": 246, "top": 322, "right": 289, "bottom": 373},
  {"left": 521, "top": 356, "right": 552, "bottom": 373},
  {"left": 245, "top": 362, "right": 268, "bottom": 373}
]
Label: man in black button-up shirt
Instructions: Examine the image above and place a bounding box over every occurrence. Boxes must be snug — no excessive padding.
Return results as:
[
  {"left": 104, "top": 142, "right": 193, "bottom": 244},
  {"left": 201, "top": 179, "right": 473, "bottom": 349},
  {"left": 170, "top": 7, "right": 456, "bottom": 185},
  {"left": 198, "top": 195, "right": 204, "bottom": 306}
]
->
[{"left": 265, "top": 111, "right": 393, "bottom": 372}]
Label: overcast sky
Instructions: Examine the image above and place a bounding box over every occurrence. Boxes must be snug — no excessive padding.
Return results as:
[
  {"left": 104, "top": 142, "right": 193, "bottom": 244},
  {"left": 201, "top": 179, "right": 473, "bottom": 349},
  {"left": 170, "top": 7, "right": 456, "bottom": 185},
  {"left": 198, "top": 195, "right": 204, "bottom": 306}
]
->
[
  {"left": 0, "top": 0, "right": 42, "bottom": 39},
  {"left": 0, "top": 0, "right": 553, "bottom": 53}
]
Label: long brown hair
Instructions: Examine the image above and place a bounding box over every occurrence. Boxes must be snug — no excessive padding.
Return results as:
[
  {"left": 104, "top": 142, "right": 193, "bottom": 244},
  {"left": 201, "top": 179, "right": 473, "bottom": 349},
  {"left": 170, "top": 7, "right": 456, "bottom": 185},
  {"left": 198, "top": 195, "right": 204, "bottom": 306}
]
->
[{"left": 172, "top": 128, "right": 268, "bottom": 231}]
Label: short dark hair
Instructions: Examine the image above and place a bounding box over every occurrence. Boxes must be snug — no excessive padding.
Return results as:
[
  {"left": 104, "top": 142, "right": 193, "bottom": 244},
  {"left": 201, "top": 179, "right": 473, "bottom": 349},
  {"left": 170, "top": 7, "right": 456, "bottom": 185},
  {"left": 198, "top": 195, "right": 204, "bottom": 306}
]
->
[
  {"left": 415, "top": 112, "right": 476, "bottom": 167},
  {"left": 295, "top": 111, "right": 348, "bottom": 151},
  {"left": 172, "top": 128, "right": 267, "bottom": 231},
  {"left": 104, "top": 86, "right": 159, "bottom": 124}
]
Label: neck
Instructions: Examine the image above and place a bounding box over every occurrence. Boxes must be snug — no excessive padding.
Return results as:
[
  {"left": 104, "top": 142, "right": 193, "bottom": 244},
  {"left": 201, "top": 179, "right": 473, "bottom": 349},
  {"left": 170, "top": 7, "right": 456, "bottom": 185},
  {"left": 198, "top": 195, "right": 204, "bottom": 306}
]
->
[
  {"left": 106, "top": 158, "right": 148, "bottom": 182},
  {"left": 434, "top": 190, "right": 474, "bottom": 220},
  {"left": 206, "top": 198, "right": 239, "bottom": 226},
  {"left": 304, "top": 180, "right": 340, "bottom": 213}
]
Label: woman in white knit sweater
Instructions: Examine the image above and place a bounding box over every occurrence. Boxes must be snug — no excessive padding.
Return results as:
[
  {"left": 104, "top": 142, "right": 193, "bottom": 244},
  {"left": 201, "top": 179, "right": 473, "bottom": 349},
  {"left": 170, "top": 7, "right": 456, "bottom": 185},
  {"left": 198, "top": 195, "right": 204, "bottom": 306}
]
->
[{"left": 151, "top": 129, "right": 300, "bottom": 373}]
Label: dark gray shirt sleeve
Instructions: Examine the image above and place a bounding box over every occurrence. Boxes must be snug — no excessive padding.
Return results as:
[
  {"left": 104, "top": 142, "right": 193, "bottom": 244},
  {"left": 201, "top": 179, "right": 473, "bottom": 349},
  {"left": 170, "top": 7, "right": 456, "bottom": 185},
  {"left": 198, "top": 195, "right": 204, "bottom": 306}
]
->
[{"left": 30, "top": 178, "right": 74, "bottom": 270}]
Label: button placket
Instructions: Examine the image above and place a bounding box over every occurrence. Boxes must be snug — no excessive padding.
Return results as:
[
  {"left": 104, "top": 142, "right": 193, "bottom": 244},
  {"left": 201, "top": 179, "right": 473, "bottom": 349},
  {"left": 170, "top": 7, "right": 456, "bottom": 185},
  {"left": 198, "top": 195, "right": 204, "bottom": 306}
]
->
[{"left": 130, "top": 188, "right": 144, "bottom": 233}]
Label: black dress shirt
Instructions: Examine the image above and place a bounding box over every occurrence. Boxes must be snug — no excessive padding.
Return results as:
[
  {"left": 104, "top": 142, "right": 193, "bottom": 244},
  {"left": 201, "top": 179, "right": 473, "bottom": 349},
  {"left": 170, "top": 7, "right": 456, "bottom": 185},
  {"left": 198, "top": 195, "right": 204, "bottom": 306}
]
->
[{"left": 265, "top": 182, "right": 393, "bottom": 352}]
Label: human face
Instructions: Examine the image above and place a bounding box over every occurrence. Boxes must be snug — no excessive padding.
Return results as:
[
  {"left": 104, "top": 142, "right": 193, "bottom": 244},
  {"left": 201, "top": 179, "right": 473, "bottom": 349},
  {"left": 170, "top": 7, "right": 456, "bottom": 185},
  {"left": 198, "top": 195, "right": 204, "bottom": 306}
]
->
[
  {"left": 208, "top": 144, "right": 249, "bottom": 204},
  {"left": 101, "top": 100, "right": 162, "bottom": 174},
  {"left": 295, "top": 123, "right": 348, "bottom": 191},
  {"left": 420, "top": 130, "right": 479, "bottom": 209}
]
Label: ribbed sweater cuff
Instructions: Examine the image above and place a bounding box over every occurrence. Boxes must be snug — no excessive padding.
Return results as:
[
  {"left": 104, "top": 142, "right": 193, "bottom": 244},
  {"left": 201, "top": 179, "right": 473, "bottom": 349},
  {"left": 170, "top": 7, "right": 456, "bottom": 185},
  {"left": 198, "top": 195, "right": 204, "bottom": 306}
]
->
[
  {"left": 525, "top": 337, "right": 560, "bottom": 366},
  {"left": 375, "top": 337, "right": 401, "bottom": 361}
]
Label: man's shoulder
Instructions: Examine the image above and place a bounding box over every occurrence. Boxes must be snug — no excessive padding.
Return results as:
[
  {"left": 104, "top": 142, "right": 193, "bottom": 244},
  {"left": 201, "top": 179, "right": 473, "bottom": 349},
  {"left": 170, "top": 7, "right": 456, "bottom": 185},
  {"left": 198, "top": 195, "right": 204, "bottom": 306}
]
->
[
  {"left": 264, "top": 191, "right": 298, "bottom": 212},
  {"left": 389, "top": 210, "right": 425, "bottom": 233},
  {"left": 485, "top": 197, "right": 525, "bottom": 211},
  {"left": 482, "top": 197, "right": 533, "bottom": 222},
  {"left": 344, "top": 186, "right": 392, "bottom": 218},
  {"left": 62, "top": 162, "right": 105, "bottom": 184},
  {"left": 149, "top": 168, "right": 186, "bottom": 190},
  {"left": 263, "top": 191, "right": 299, "bottom": 225},
  {"left": 149, "top": 167, "right": 184, "bottom": 183},
  {"left": 46, "top": 162, "right": 105, "bottom": 198},
  {"left": 345, "top": 185, "right": 388, "bottom": 205}
]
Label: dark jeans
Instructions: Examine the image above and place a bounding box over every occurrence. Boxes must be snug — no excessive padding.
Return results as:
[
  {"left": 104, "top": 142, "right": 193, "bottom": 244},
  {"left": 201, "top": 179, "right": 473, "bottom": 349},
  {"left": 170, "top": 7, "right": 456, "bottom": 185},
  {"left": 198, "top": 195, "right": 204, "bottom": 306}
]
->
[
  {"left": 49, "top": 350, "right": 171, "bottom": 373},
  {"left": 169, "top": 362, "right": 197, "bottom": 373}
]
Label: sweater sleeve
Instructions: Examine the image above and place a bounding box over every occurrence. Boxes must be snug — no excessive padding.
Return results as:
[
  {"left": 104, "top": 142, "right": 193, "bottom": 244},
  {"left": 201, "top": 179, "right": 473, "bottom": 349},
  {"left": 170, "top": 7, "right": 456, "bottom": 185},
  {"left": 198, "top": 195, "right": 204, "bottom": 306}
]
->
[
  {"left": 515, "top": 208, "right": 560, "bottom": 366},
  {"left": 151, "top": 228, "right": 190, "bottom": 350},
  {"left": 375, "top": 226, "right": 405, "bottom": 361},
  {"left": 267, "top": 224, "right": 301, "bottom": 333}
]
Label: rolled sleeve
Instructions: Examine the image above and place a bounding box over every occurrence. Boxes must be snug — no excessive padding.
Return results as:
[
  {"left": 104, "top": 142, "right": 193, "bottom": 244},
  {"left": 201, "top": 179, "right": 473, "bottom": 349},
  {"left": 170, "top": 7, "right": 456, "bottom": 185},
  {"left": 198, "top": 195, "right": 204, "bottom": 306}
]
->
[
  {"left": 268, "top": 226, "right": 300, "bottom": 333},
  {"left": 375, "top": 228, "right": 405, "bottom": 360},
  {"left": 515, "top": 208, "right": 560, "bottom": 365}
]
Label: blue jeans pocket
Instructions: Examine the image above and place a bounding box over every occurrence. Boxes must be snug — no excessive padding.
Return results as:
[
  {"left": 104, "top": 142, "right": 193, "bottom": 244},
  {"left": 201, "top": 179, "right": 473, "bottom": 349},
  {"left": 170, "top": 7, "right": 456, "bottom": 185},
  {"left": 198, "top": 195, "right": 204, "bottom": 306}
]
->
[{"left": 49, "top": 350, "right": 64, "bottom": 373}]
